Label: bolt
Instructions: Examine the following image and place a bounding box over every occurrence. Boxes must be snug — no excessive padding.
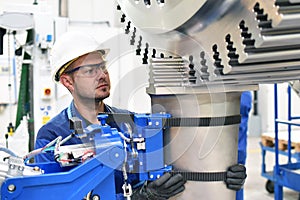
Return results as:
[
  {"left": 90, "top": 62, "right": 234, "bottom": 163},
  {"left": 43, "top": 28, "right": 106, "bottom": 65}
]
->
[
  {"left": 18, "top": 166, "right": 24, "bottom": 171},
  {"left": 8, "top": 184, "right": 16, "bottom": 192},
  {"left": 92, "top": 194, "right": 100, "bottom": 200},
  {"left": 144, "top": 0, "right": 151, "bottom": 6},
  {"left": 33, "top": 166, "right": 40, "bottom": 171}
]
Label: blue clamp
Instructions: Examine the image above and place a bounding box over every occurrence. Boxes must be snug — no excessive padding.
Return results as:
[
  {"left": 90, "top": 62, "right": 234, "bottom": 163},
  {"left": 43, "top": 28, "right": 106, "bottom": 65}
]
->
[{"left": 97, "top": 114, "right": 109, "bottom": 125}]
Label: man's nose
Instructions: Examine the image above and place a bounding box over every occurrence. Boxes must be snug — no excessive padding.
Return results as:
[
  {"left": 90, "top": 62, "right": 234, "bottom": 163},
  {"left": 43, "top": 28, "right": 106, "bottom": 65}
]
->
[{"left": 97, "top": 68, "right": 107, "bottom": 78}]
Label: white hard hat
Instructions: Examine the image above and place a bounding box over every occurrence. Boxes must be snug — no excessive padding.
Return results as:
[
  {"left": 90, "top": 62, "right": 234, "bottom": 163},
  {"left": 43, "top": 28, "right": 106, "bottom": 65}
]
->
[{"left": 51, "top": 31, "right": 110, "bottom": 83}]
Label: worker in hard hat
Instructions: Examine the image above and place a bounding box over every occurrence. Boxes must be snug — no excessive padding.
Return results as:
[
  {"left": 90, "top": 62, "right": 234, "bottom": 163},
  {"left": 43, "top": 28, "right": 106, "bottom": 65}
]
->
[{"left": 35, "top": 31, "right": 247, "bottom": 199}]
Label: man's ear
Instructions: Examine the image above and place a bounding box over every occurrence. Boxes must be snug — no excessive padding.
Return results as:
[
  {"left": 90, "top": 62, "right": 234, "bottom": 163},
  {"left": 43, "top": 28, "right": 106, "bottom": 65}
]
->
[{"left": 60, "top": 74, "right": 74, "bottom": 93}]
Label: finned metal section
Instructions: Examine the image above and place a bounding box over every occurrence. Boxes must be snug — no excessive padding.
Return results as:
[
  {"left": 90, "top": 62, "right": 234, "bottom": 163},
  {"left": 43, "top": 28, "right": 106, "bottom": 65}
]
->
[{"left": 117, "top": 0, "right": 300, "bottom": 91}]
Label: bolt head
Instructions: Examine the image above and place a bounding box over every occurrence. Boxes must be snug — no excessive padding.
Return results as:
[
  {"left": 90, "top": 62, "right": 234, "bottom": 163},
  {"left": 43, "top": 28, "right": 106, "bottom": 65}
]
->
[{"left": 8, "top": 184, "right": 16, "bottom": 192}]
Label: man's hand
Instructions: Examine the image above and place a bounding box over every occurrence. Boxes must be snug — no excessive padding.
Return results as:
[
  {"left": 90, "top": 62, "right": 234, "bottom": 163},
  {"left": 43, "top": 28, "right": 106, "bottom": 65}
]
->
[
  {"left": 225, "top": 164, "right": 247, "bottom": 191},
  {"left": 132, "top": 173, "right": 185, "bottom": 200}
]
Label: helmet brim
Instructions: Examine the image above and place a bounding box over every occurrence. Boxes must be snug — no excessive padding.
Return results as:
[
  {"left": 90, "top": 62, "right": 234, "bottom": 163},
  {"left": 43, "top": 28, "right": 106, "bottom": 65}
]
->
[{"left": 54, "top": 48, "right": 110, "bottom": 83}]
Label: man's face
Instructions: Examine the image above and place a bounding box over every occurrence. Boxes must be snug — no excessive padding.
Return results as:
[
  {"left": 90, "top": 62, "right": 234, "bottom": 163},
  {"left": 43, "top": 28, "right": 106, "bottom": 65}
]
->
[{"left": 66, "top": 51, "right": 111, "bottom": 102}]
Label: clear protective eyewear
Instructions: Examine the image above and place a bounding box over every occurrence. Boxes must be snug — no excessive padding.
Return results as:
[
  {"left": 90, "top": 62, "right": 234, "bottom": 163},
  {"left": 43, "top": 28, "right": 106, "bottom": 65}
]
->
[{"left": 64, "top": 61, "right": 107, "bottom": 78}]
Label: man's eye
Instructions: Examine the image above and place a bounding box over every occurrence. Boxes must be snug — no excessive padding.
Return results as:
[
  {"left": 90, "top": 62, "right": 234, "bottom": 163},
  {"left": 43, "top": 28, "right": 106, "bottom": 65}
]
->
[{"left": 82, "top": 67, "right": 94, "bottom": 74}]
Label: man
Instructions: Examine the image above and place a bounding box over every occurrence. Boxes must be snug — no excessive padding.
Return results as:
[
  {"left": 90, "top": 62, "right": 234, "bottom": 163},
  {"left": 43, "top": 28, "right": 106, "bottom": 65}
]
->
[{"left": 35, "top": 31, "right": 247, "bottom": 199}]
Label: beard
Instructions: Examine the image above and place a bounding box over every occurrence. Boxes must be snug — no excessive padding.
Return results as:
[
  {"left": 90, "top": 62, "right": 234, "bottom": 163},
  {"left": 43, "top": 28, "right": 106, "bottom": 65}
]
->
[
  {"left": 94, "top": 87, "right": 110, "bottom": 103},
  {"left": 74, "top": 80, "right": 111, "bottom": 103},
  {"left": 94, "top": 95, "right": 109, "bottom": 102},
  {"left": 75, "top": 88, "right": 110, "bottom": 103}
]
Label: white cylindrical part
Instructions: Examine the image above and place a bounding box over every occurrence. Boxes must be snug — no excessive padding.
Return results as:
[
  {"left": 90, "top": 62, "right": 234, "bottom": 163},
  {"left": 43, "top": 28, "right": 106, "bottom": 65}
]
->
[{"left": 151, "top": 92, "right": 241, "bottom": 200}]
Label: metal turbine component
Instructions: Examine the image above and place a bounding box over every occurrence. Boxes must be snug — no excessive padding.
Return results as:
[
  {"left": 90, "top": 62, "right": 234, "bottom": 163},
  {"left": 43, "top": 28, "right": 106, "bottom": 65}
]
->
[
  {"left": 289, "top": 80, "right": 300, "bottom": 97},
  {"left": 118, "top": 0, "right": 300, "bottom": 89},
  {"left": 117, "top": 0, "right": 300, "bottom": 199},
  {"left": 151, "top": 92, "right": 241, "bottom": 200}
]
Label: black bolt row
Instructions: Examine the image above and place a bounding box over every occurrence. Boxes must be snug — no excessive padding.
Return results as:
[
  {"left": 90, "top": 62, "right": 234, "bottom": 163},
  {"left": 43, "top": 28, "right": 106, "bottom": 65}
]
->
[{"left": 133, "top": 0, "right": 165, "bottom": 7}]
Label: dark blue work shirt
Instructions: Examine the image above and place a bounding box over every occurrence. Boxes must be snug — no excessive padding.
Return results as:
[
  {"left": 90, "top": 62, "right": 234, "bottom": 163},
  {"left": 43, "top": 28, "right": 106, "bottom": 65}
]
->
[{"left": 35, "top": 101, "right": 139, "bottom": 199}]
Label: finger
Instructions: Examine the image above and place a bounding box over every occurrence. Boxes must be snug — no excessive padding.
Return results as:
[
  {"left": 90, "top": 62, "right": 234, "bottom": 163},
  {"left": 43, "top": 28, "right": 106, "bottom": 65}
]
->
[
  {"left": 161, "top": 179, "right": 186, "bottom": 193},
  {"left": 152, "top": 173, "right": 172, "bottom": 187},
  {"left": 227, "top": 171, "right": 247, "bottom": 179},
  {"left": 226, "top": 177, "right": 245, "bottom": 185},
  {"left": 160, "top": 184, "right": 185, "bottom": 198},
  {"left": 163, "top": 174, "right": 184, "bottom": 188},
  {"left": 229, "top": 164, "right": 246, "bottom": 172},
  {"left": 172, "top": 184, "right": 185, "bottom": 195}
]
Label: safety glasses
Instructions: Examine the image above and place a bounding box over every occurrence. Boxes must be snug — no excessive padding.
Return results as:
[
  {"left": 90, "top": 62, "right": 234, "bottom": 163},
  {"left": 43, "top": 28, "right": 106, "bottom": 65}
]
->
[{"left": 64, "top": 62, "right": 107, "bottom": 78}]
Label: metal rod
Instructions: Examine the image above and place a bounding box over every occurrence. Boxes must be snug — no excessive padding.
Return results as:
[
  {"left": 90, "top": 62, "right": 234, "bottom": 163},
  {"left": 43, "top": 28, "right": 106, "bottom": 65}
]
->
[
  {"left": 287, "top": 85, "right": 292, "bottom": 163},
  {"left": 274, "top": 83, "right": 284, "bottom": 200}
]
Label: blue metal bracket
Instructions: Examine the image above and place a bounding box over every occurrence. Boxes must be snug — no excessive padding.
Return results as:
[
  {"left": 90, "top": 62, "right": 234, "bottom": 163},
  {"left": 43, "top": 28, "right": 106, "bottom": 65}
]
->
[{"left": 1, "top": 146, "right": 124, "bottom": 200}]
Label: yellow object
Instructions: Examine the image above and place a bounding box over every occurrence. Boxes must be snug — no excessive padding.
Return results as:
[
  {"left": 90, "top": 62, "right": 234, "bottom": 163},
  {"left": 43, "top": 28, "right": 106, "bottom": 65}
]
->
[
  {"left": 7, "top": 123, "right": 14, "bottom": 136},
  {"left": 8, "top": 127, "right": 14, "bottom": 136},
  {"left": 42, "top": 116, "right": 51, "bottom": 124}
]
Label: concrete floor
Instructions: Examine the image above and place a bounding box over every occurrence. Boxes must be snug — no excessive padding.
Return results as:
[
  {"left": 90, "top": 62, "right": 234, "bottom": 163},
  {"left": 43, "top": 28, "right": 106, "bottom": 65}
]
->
[{"left": 244, "top": 136, "right": 299, "bottom": 200}]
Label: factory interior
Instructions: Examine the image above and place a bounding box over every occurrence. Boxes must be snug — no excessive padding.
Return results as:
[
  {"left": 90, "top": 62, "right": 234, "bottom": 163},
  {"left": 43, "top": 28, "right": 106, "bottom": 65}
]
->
[{"left": 0, "top": 0, "right": 300, "bottom": 199}]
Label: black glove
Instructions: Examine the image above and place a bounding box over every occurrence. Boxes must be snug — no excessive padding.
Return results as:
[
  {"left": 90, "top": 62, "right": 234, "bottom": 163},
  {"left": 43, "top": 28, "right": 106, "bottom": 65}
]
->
[
  {"left": 132, "top": 173, "right": 186, "bottom": 200},
  {"left": 225, "top": 164, "right": 247, "bottom": 191}
]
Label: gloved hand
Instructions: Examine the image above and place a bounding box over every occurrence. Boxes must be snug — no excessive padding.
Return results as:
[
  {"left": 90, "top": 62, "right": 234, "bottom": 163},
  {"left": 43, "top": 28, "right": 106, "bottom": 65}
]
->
[
  {"left": 132, "top": 173, "right": 185, "bottom": 200},
  {"left": 225, "top": 164, "right": 247, "bottom": 191}
]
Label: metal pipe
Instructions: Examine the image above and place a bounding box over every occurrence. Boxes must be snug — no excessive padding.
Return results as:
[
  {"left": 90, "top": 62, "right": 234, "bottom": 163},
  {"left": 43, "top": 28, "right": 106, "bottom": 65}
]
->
[
  {"left": 59, "top": 0, "right": 68, "bottom": 17},
  {"left": 151, "top": 92, "right": 241, "bottom": 200}
]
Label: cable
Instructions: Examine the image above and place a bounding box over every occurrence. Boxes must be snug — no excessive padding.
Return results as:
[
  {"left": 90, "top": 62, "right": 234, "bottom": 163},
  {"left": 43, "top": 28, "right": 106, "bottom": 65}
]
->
[
  {"left": 59, "top": 132, "right": 74, "bottom": 145},
  {"left": 54, "top": 136, "right": 62, "bottom": 159},
  {"left": 81, "top": 150, "right": 95, "bottom": 163},
  {"left": 0, "top": 146, "right": 18, "bottom": 157},
  {"left": 118, "top": 132, "right": 131, "bottom": 143},
  {"left": 22, "top": 136, "right": 62, "bottom": 162},
  {"left": 7, "top": 32, "right": 12, "bottom": 124}
]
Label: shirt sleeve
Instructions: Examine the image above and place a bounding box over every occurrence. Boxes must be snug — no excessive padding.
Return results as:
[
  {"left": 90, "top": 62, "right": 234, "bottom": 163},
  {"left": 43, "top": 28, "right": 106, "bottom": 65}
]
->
[{"left": 34, "top": 109, "right": 70, "bottom": 163}]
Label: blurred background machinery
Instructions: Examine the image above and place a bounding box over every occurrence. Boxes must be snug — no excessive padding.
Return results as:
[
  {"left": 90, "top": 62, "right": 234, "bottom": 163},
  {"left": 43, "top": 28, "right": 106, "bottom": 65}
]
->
[{"left": 0, "top": 3, "right": 68, "bottom": 155}]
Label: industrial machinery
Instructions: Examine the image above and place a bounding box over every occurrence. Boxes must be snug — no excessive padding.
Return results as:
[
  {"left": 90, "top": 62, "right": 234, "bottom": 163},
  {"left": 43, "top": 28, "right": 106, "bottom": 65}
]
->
[
  {"left": 0, "top": 113, "right": 237, "bottom": 199},
  {"left": 0, "top": 113, "right": 168, "bottom": 199},
  {"left": 0, "top": 3, "right": 68, "bottom": 154},
  {"left": 114, "top": 0, "right": 300, "bottom": 199},
  {"left": 1, "top": 0, "right": 300, "bottom": 199}
]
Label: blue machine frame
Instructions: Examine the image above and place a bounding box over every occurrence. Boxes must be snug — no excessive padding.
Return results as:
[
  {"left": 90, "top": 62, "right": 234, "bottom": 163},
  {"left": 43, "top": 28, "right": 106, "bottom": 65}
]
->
[
  {"left": 1, "top": 113, "right": 172, "bottom": 199},
  {"left": 1, "top": 147, "right": 123, "bottom": 199},
  {"left": 260, "top": 84, "right": 300, "bottom": 200}
]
